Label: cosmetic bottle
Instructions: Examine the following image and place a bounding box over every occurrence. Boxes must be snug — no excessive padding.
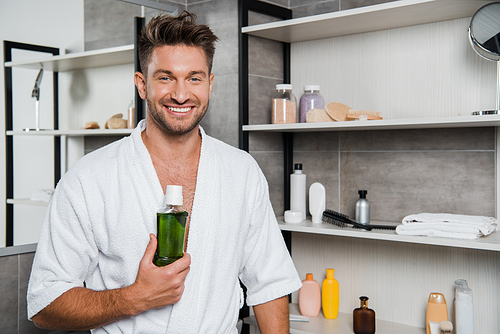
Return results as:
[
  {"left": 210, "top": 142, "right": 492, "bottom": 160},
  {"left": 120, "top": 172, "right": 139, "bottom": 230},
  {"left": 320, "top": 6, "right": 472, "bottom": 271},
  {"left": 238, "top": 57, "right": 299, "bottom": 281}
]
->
[
  {"left": 353, "top": 296, "right": 375, "bottom": 334},
  {"left": 299, "top": 85, "right": 324, "bottom": 123},
  {"left": 426, "top": 293, "right": 448, "bottom": 334},
  {"left": 153, "top": 185, "right": 188, "bottom": 267},
  {"left": 290, "top": 163, "right": 306, "bottom": 220},
  {"left": 299, "top": 273, "right": 321, "bottom": 317},
  {"left": 454, "top": 279, "right": 474, "bottom": 334},
  {"left": 322, "top": 268, "right": 339, "bottom": 319},
  {"left": 127, "top": 99, "right": 135, "bottom": 129},
  {"left": 309, "top": 182, "right": 325, "bottom": 224},
  {"left": 272, "top": 84, "right": 297, "bottom": 124},
  {"left": 355, "top": 190, "right": 370, "bottom": 226}
]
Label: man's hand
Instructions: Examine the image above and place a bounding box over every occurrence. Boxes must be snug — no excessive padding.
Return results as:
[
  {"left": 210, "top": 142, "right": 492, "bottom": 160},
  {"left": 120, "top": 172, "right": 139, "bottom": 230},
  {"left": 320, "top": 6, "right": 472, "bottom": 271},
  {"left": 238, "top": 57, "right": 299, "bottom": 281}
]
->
[
  {"left": 32, "top": 234, "right": 191, "bottom": 331},
  {"left": 126, "top": 233, "right": 191, "bottom": 314}
]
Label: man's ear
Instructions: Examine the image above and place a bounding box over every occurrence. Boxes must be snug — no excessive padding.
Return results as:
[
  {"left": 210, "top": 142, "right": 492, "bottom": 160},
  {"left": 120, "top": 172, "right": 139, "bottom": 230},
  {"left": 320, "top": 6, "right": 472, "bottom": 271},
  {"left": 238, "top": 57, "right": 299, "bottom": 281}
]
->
[{"left": 134, "top": 72, "right": 147, "bottom": 100}]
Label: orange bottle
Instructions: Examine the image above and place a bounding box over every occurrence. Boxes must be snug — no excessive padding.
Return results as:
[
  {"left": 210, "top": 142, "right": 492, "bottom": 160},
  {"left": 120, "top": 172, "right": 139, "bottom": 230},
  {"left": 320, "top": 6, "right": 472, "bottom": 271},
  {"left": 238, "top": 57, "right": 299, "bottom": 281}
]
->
[
  {"left": 322, "top": 268, "right": 339, "bottom": 319},
  {"left": 426, "top": 293, "right": 449, "bottom": 334},
  {"left": 299, "top": 273, "right": 321, "bottom": 316}
]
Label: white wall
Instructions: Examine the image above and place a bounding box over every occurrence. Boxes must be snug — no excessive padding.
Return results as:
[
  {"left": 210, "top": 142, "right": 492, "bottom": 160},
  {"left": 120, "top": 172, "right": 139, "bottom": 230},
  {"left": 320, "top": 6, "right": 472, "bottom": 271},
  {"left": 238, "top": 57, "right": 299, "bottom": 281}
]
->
[{"left": 0, "top": 0, "right": 85, "bottom": 247}]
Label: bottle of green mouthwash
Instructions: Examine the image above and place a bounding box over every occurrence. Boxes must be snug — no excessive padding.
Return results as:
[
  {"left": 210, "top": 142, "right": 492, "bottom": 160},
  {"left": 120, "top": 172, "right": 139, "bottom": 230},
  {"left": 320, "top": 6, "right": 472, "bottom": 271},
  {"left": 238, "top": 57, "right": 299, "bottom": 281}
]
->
[{"left": 153, "top": 185, "right": 188, "bottom": 267}]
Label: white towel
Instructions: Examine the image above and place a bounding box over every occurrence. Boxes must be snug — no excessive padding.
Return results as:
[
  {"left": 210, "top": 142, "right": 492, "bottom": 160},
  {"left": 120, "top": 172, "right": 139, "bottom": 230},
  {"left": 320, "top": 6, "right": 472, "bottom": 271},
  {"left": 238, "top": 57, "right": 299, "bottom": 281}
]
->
[{"left": 396, "top": 213, "right": 498, "bottom": 240}]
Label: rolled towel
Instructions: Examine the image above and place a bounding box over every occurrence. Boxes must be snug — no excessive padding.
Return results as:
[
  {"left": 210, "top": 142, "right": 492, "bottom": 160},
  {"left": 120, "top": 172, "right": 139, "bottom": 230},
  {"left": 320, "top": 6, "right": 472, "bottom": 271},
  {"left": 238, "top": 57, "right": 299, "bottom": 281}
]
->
[{"left": 396, "top": 213, "right": 497, "bottom": 240}]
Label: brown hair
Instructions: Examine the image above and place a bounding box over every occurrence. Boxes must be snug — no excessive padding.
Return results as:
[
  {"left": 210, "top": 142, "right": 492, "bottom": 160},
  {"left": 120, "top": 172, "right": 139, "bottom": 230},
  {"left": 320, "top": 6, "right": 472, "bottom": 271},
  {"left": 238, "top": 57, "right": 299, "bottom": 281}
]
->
[{"left": 138, "top": 11, "right": 218, "bottom": 76}]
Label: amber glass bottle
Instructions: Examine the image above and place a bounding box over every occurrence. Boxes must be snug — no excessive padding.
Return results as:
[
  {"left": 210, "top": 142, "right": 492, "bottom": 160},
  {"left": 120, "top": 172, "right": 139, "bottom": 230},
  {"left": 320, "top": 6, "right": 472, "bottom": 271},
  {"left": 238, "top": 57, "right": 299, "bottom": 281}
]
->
[{"left": 353, "top": 296, "right": 375, "bottom": 334}]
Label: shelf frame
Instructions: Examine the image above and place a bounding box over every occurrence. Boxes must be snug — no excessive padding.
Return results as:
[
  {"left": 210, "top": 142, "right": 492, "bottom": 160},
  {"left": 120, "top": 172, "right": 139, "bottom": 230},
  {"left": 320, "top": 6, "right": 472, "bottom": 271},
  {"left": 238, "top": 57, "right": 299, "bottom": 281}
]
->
[{"left": 3, "top": 41, "right": 60, "bottom": 247}]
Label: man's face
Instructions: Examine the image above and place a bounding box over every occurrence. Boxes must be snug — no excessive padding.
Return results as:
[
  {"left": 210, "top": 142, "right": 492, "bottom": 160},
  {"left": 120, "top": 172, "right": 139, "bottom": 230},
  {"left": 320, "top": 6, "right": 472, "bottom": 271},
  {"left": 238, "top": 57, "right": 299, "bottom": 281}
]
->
[{"left": 136, "top": 45, "right": 214, "bottom": 135}]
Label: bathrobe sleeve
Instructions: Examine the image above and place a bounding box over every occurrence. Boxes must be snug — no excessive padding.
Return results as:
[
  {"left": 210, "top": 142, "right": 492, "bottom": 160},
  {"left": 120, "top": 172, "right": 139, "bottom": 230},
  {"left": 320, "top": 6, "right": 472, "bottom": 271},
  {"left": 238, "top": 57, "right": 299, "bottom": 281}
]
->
[
  {"left": 239, "top": 166, "right": 302, "bottom": 306},
  {"left": 27, "top": 167, "right": 99, "bottom": 320}
]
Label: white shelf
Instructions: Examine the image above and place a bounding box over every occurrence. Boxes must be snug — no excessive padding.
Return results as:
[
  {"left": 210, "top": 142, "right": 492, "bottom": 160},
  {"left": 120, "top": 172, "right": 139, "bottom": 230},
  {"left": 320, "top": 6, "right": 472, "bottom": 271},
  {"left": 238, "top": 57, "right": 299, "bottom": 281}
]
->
[
  {"left": 4, "top": 44, "right": 134, "bottom": 72},
  {"left": 242, "top": 0, "right": 489, "bottom": 43},
  {"left": 7, "top": 199, "right": 49, "bottom": 207},
  {"left": 278, "top": 218, "right": 500, "bottom": 252},
  {"left": 243, "top": 114, "right": 500, "bottom": 132},
  {"left": 6, "top": 129, "right": 133, "bottom": 136},
  {"left": 244, "top": 303, "right": 424, "bottom": 334}
]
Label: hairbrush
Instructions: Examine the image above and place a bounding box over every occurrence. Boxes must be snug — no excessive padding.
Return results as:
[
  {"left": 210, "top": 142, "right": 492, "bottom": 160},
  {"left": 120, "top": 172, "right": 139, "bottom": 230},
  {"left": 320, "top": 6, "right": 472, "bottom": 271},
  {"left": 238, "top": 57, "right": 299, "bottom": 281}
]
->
[
  {"left": 322, "top": 209, "right": 372, "bottom": 230},
  {"left": 322, "top": 209, "right": 397, "bottom": 231}
]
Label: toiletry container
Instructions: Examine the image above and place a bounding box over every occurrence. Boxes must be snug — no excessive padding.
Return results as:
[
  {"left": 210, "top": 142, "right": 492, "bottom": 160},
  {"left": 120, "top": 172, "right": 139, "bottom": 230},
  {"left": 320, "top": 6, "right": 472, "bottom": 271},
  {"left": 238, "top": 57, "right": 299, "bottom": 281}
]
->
[
  {"left": 454, "top": 279, "right": 474, "bottom": 334},
  {"left": 355, "top": 190, "right": 370, "bottom": 226},
  {"left": 353, "top": 296, "right": 376, "bottom": 334},
  {"left": 290, "top": 163, "right": 306, "bottom": 220},
  {"left": 127, "top": 99, "right": 135, "bottom": 129},
  {"left": 299, "top": 273, "right": 321, "bottom": 317},
  {"left": 322, "top": 268, "right": 339, "bottom": 319},
  {"left": 309, "top": 182, "right": 326, "bottom": 224},
  {"left": 272, "top": 84, "right": 297, "bottom": 124},
  {"left": 426, "top": 293, "right": 448, "bottom": 334},
  {"left": 299, "top": 85, "right": 324, "bottom": 123},
  {"left": 154, "top": 185, "right": 188, "bottom": 267}
]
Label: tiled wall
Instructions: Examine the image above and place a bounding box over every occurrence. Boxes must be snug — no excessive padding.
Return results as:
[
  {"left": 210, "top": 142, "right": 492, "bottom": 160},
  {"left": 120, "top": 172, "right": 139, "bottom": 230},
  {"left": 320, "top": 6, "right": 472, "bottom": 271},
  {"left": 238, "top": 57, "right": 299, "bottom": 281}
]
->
[{"left": 0, "top": 250, "right": 53, "bottom": 333}]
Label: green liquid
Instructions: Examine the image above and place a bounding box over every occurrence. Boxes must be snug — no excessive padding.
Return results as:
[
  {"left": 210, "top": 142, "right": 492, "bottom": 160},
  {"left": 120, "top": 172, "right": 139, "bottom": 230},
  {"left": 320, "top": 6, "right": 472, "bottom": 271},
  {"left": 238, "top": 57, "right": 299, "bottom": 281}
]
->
[{"left": 153, "top": 211, "right": 188, "bottom": 267}]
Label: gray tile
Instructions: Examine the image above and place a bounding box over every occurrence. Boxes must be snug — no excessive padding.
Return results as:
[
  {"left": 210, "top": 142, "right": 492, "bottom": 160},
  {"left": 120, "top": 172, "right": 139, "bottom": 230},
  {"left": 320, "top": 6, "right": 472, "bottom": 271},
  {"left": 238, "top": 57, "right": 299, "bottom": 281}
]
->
[
  {"left": 249, "top": 132, "right": 283, "bottom": 152},
  {"left": 251, "top": 151, "right": 285, "bottom": 215},
  {"left": 84, "top": 0, "right": 140, "bottom": 51},
  {"left": 294, "top": 131, "right": 340, "bottom": 152},
  {"left": 340, "top": 127, "right": 495, "bottom": 151},
  {"left": 248, "top": 11, "right": 284, "bottom": 26},
  {"left": 189, "top": 0, "right": 239, "bottom": 75},
  {"left": 291, "top": 0, "right": 340, "bottom": 18},
  {"left": 339, "top": 151, "right": 495, "bottom": 222},
  {"left": 0, "top": 255, "right": 18, "bottom": 334},
  {"left": 249, "top": 35, "right": 284, "bottom": 79},
  {"left": 258, "top": 0, "right": 289, "bottom": 9},
  {"left": 340, "top": 0, "right": 396, "bottom": 10},
  {"left": 294, "top": 151, "right": 340, "bottom": 214},
  {"left": 201, "top": 74, "right": 239, "bottom": 147},
  {"left": 249, "top": 75, "right": 282, "bottom": 125}
]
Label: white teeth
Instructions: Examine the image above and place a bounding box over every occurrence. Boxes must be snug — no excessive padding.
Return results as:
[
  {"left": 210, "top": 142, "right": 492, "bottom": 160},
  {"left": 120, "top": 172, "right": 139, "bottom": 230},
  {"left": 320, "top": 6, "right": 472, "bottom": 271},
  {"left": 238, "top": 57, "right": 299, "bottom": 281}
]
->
[{"left": 169, "top": 106, "right": 191, "bottom": 113}]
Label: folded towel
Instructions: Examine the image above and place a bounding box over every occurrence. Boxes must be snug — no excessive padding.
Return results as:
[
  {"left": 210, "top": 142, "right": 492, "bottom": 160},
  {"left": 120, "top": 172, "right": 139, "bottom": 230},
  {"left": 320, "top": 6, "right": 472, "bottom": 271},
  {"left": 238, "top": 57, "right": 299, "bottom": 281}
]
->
[
  {"left": 396, "top": 213, "right": 498, "bottom": 240},
  {"left": 30, "top": 189, "right": 54, "bottom": 202}
]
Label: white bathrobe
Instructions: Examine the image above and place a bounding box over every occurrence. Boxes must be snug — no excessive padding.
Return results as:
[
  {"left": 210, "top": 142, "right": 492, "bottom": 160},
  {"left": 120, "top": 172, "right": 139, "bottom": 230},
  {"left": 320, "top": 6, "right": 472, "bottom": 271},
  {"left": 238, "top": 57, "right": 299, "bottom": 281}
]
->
[{"left": 27, "top": 121, "right": 302, "bottom": 333}]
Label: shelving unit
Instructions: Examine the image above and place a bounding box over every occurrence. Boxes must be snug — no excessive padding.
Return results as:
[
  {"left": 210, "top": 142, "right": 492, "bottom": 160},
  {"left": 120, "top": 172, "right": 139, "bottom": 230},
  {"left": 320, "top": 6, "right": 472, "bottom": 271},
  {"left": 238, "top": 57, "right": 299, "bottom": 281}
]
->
[
  {"left": 278, "top": 218, "right": 500, "bottom": 252},
  {"left": 240, "top": 0, "right": 499, "bottom": 332},
  {"left": 243, "top": 114, "right": 500, "bottom": 132},
  {"left": 4, "top": 44, "right": 134, "bottom": 72},
  {"left": 242, "top": 0, "right": 490, "bottom": 43},
  {"left": 244, "top": 304, "right": 425, "bottom": 334},
  {"left": 4, "top": 34, "right": 143, "bottom": 246}
]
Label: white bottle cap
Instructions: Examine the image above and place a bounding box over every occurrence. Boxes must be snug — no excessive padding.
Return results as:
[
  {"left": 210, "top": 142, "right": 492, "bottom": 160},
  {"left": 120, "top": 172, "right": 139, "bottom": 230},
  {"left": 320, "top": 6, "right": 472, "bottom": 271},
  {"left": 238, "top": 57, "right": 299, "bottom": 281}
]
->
[
  {"left": 164, "top": 185, "right": 183, "bottom": 206},
  {"left": 304, "top": 85, "right": 320, "bottom": 91},
  {"left": 276, "top": 84, "right": 293, "bottom": 91}
]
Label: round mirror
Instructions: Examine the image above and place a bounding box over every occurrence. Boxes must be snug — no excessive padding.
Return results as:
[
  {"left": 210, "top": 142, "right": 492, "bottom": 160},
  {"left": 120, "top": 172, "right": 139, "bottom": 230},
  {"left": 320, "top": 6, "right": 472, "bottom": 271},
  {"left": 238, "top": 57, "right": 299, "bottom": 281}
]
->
[{"left": 469, "top": 2, "right": 500, "bottom": 114}]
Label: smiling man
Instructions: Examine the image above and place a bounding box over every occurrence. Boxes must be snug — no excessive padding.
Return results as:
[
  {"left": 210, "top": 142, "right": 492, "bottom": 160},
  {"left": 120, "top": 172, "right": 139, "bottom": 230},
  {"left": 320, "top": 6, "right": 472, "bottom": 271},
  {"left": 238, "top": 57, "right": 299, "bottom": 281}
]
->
[{"left": 27, "top": 12, "right": 301, "bottom": 334}]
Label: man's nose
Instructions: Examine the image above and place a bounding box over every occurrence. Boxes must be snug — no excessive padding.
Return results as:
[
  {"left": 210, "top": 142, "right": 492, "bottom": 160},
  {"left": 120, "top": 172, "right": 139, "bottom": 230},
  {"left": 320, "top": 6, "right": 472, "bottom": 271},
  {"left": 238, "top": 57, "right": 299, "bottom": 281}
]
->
[{"left": 171, "top": 81, "right": 189, "bottom": 104}]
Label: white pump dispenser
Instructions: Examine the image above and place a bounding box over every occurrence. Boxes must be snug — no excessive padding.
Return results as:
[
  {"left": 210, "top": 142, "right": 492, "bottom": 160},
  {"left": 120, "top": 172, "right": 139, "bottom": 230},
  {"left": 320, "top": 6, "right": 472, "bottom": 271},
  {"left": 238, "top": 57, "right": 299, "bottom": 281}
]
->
[{"left": 454, "top": 279, "right": 474, "bottom": 334}]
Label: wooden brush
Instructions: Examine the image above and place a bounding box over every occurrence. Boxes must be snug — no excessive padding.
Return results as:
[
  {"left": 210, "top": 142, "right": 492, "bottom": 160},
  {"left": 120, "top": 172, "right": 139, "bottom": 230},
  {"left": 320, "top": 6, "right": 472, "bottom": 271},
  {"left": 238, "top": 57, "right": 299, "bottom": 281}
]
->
[{"left": 325, "top": 102, "right": 351, "bottom": 121}]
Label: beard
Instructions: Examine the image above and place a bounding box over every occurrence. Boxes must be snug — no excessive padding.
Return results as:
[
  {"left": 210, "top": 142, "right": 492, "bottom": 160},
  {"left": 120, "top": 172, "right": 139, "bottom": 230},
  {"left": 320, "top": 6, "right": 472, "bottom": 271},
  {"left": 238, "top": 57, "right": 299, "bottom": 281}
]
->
[{"left": 146, "top": 96, "right": 208, "bottom": 135}]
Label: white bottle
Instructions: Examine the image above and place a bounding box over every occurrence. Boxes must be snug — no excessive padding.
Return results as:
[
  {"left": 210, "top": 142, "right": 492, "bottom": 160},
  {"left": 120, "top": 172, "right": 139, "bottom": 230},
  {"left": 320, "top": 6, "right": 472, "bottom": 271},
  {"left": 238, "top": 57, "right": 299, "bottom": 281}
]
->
[
  {"left": 290, "top": 163, "right": 306, "bottom": 220},
  {"left": 454, "top": 279, "right": 474, "bottom": 334}
]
